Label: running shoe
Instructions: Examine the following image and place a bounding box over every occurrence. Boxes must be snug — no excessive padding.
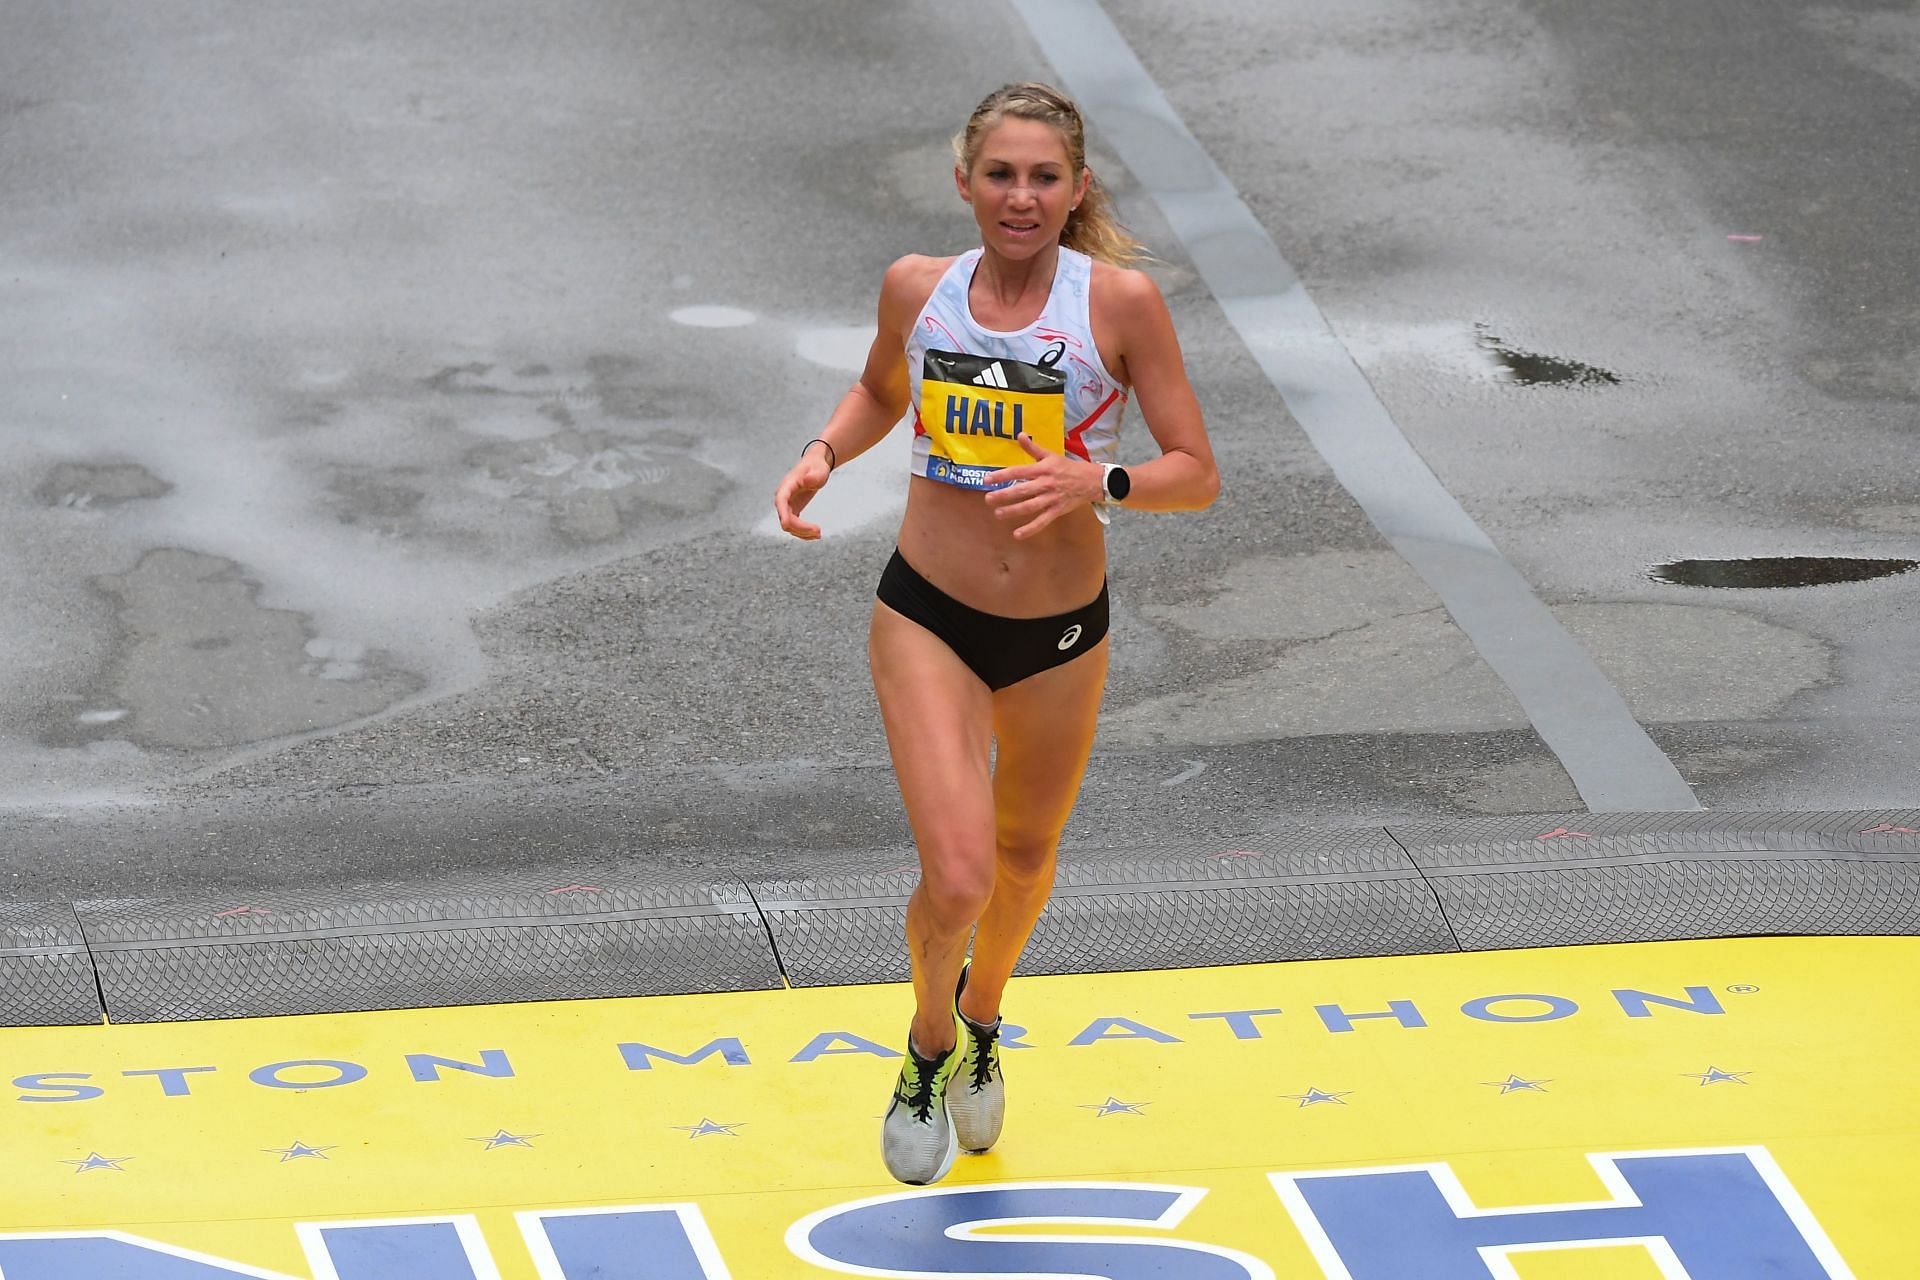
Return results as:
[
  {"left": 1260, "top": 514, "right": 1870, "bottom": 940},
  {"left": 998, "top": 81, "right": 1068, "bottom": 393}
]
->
[
  {"left": 948, "top": 963, "right": 1006, "bottom": 1153},
  {"left": 880, "top": 1022, "right": 962, "bottom": 1185}
]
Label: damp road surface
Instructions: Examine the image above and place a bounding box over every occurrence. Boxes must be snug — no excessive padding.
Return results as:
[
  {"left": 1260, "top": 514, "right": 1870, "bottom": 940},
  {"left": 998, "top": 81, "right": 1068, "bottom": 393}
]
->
[{"left": 2, "top": 0, "right": 1917, "bottom": 896}]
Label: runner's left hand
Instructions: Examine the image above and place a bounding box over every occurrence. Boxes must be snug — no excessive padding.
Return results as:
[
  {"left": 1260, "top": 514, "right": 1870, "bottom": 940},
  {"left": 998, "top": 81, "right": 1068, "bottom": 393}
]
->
[{"left": 983, "top": 433, "right": 1103, "bottom": 539}]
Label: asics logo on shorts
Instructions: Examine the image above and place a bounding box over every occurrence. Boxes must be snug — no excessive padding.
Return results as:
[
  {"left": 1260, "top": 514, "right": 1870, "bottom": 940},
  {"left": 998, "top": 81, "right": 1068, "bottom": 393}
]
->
[{"left": 1057, "top": 624, "right": 1083, "bottom": 651}]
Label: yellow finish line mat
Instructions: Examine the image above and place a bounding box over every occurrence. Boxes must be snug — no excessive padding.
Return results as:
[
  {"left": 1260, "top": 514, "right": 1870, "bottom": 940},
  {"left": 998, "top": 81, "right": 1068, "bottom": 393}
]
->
[{"left": 3, "top": 935, "right": 1909, "bottom": 1278}]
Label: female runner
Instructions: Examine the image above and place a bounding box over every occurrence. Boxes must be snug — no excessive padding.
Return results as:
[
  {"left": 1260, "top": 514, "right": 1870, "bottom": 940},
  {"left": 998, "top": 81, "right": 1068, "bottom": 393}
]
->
[{"left": 773, "top": 82, "right": 1218, "bottom": 1185}]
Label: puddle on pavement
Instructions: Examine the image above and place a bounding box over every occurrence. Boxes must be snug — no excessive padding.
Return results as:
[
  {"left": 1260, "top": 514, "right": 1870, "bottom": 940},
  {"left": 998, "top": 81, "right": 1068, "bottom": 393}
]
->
[
  {"left": 466, "top": 428, "right": 728, "bottom": 543},
  {"left": 669, "top": 304, "right": 756, "bottom": 328},
  {"left": 35, "top": 460, "right": 172, "bottom": 509},
  {"left": 42, "top": 548, "right": 424, "bottom": 750},
  {"left": 1474, "top": 324, "right": 1621, "bottom": 387},
  {"left": 398, "top": 356, "right": 735, "bottom": 542},
  {"left": 1649, "top": 556, "right": 1919, "bottom": 588}
]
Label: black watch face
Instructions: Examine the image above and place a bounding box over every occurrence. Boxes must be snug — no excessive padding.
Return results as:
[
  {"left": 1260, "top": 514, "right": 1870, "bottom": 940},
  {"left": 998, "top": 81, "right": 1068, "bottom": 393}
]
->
[{"left": 1109, "top": 466, "right": 1131, "bottom": 502}]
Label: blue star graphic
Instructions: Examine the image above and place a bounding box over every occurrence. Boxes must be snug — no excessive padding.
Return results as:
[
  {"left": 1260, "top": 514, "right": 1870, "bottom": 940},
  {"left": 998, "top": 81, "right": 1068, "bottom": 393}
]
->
[
  {"left": 1483, "top": 1074, "right": 1551, "bottom": 1094},
  {"left": 1079, "top": 1096, "right": 1150, "bottom": 1117},
  {"left": 671, "top": 1118, "right": 743, "bottom": 1139},
  {"left": 1685, "top": 1066, "right": 1752, "bottom": 1086},
  {"left": 469, "top": 1129, "right": 541, "bottom": 1150},
  {"left": 1284, "top": 1086, "right": 1352, "bottom": 1107},
  {"left": 61, "top": 1152, "right": 132, "bottom": 1173},
  {"left": 263, "top": 1140, "right": 335, "bottom": 1162}
]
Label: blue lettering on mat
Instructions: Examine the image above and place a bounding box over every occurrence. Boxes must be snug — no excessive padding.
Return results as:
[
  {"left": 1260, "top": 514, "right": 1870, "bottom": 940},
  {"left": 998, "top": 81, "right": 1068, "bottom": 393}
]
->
[
  {"left": 530, "top": 1206, "right": 727, "bottom": 1279},
  {"left": 1460, "top": 995, "right": 1578, "bottom": 1024},
  {"left": 790, "top": 1032, "right": 900, "bottom": 1063},
  {"left": 796, "top": 1184, "right": 1267, "bottom": 1278},
  {"left": 1316, "top": 1001, "right": 1427, "bottom": 1033},
  {"left": 249, "top": 1060, "right": 368, "bottom": 1091},
  {"left": 1614, "top": 987, "right": 1724, "bottom": 1018},
  {"left": 619, "top": 1038, "right": 751, "bottom": 1070},
  {"left": 13, "top": 1074, "right": 103, "bottom": 1103},
  {"left": 0, "top": 1221, "right": 487, "bottom": 1279},
  {"left": 407, "top": 1051, "right": 514, "bottom": 1083},
  {"left": 1068, "top": 1017, "right": 1183, "bottom": 1046},
  {"left": 1274, "top": 1149, "right": 1845, "bottom": 1278}
]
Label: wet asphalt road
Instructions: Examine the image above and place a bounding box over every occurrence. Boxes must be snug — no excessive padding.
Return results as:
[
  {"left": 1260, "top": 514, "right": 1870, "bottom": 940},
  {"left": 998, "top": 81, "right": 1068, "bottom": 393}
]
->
[{"left": 1, "top": 0, "right": 1915, "bottom": 899}]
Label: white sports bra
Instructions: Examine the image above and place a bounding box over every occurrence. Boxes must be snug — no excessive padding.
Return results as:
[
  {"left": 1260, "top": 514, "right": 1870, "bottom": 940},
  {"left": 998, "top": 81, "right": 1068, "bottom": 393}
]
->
[{"left": 906, "top": 247, "right": 1128, "bottom": 492}]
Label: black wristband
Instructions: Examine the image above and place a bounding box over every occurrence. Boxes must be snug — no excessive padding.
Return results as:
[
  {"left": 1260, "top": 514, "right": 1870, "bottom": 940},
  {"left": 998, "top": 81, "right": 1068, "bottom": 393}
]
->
[{"left": 802, "top": 437, "right": 837, "bottom": 470}]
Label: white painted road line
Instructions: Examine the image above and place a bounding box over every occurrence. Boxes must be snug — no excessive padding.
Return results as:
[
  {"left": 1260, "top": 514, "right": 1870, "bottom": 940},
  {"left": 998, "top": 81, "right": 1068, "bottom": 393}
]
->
[{"left": 1013, "top": 0, "right": 1701, "bottom": 813}]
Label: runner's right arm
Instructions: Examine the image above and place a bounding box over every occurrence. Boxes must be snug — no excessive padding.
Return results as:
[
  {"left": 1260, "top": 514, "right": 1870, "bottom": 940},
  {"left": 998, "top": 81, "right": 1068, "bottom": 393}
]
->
[{"left": 774, "top": 255, "right": 933, "bottom": 540}]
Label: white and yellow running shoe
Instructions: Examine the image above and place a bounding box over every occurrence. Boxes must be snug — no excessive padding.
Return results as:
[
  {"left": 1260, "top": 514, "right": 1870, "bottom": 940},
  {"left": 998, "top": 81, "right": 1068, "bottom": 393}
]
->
[
  {"left": 948, "top": 964, "right": 1006, "bottom": 1153},
  {"left": 880, "top": 1021, "right": 962, "bottom": 1185}
]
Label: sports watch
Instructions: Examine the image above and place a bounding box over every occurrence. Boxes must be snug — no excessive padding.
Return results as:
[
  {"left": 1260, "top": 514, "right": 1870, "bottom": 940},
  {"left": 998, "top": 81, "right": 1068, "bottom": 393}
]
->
[{"left": 1100, "top": 463, "right": 1131, "bottom": 504}]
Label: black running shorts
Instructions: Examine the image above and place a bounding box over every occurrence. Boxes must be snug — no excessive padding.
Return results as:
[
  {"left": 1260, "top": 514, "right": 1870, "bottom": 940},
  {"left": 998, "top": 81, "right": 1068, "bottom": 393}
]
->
[{"left": 876, "top": 549, "right": 1109, "bottom": 691}]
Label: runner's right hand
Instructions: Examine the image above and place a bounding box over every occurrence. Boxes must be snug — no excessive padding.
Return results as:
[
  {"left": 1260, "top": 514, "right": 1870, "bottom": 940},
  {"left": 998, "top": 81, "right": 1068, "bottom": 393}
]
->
[{"left": 774, "top": 454, "right": 832, "bottom": 540}]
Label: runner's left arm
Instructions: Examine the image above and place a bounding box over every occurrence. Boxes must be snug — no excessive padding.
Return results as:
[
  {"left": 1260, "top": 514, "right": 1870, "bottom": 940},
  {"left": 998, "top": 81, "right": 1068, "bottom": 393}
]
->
[
  {"left": 983, "top": 268, "right": 1218, "bottom": 536},
  {"left": 1091, "top": 268, "right": 1217, "bottom": 513}
]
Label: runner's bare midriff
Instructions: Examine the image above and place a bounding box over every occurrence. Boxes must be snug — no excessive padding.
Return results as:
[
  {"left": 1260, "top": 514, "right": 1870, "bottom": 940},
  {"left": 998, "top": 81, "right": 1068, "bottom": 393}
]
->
[{"left": 897, "top": 473, "right": 1106, "bottom": 618}]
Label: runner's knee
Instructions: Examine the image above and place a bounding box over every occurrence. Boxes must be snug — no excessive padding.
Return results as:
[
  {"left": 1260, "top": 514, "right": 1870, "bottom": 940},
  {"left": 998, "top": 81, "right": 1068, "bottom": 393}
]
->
[
  {"left": 994, "top": 830, "right": 1060, "bottom": 887},
  {"left": 917, "top": 852, "right": 996, "bottom": 929}
]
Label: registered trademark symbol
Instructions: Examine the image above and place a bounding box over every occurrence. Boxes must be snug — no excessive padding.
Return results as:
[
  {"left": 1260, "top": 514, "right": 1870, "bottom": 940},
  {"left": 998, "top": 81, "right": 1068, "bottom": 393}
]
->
[{"left": 1725, "top": 984, "right": 1760, "bottom": 995}]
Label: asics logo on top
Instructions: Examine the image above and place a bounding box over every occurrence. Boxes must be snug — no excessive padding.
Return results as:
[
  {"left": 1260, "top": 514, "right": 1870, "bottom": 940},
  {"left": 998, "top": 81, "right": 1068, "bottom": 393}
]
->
[
  {"left": 971, "top": 362, "right": 1011, "bottom": 389},
  {"left": 1057, "top": 624, "right": 1083, "bottom": 651}
]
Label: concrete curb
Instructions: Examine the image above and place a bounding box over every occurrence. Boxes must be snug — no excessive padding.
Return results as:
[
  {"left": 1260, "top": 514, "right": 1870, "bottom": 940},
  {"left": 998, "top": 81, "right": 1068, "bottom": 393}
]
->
[{"left": 4, "top": 810, "right": 1916, "bottom": 1026}]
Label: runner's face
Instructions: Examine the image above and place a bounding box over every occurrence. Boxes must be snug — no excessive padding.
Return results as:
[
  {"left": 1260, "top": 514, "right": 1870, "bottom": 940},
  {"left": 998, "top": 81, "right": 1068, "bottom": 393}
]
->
[{"left": 958, "top": 118, "right": 1088, "bottom": 257}]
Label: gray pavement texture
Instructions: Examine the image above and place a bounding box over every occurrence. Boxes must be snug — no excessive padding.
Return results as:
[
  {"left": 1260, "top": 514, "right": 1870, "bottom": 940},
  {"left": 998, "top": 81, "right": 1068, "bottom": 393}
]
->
[{"left": 2, "top": 0, "right": 1916, "bottom": 902}]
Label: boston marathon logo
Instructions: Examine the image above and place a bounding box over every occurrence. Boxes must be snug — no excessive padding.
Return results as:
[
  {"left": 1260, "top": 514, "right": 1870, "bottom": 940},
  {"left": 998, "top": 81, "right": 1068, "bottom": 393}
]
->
[
  {"left": 6, "top": 983, "right": 1857, "bottom": 1274},
  {"left": 920, "top": 345, "right": 1066, "bottom": 488},
  {"left": 0, "top": 1148, "right": 1854, "bottom": 1276},
  {"left": 7, "top": 983, "right": 1739, "bottom": 1102}
]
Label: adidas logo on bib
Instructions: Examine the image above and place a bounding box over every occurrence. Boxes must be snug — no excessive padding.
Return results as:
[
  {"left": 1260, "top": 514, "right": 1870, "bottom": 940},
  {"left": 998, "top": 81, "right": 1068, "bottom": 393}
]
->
[{"left": 971, "top": 362, "right": 1010, "bottom": 389}]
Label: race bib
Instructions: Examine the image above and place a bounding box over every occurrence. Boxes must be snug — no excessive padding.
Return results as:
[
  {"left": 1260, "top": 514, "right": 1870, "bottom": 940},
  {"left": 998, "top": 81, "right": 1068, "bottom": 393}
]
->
[{"left": 920, "top": 346, "right": 1066, "bottom": 490}]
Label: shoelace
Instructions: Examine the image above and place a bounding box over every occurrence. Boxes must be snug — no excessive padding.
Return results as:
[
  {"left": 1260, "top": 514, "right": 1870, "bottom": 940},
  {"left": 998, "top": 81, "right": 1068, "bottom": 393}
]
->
[
  {"left": 895, "top": 1048, "right": 948, "bottom": 1121},
  {"left": 962, "top": 1018, "right": 1001, "bottom": 1092},
  {"left": 953, "top": 966, "right": 1000, "bottom": 1095}
]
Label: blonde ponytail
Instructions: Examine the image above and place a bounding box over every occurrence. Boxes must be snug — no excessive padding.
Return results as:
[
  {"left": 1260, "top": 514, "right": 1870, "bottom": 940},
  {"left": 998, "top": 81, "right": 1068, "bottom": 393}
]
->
[
  {"left": 1062, "top": 171, "right": 1146, "bottom": 267},
  {"left": 953, "top": 82, "right": 1150, "bottom": 268}
]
